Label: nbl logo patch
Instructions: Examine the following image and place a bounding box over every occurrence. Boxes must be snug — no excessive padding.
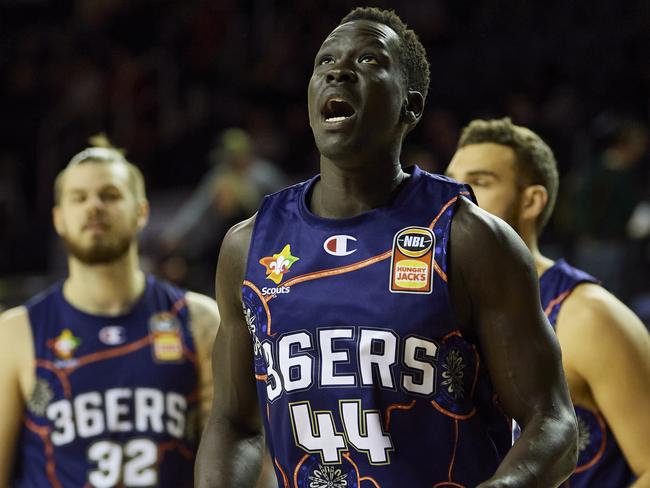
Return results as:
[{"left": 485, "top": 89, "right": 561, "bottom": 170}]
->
[{"left": 389, "top": 226, "right": 435, "bottom": 294}]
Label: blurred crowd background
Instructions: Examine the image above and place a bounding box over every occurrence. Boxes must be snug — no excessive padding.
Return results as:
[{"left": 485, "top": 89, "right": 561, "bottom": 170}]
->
[{"left": 1, "top": 0, "right": 649, "bottom": 324}]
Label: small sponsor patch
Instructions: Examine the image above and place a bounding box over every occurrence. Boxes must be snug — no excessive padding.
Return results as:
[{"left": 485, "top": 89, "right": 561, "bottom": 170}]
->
[
  {"left": 324, "top": 235, "right": 357, "bottom": 256},
  {"left": 99, "top": 325, "right": 126, "bottom": 346},
  {"left": 149, "top": 312, "right": 183, "bottom": 362},
  {"left": 48, "top": 328, "right": 81, "bottom": 360},
  {"left": 390, "top": 227, "right": 435, "bottom": 294},
  {"left": 259, "top": 244, "right": 299, "bottom": 284}
]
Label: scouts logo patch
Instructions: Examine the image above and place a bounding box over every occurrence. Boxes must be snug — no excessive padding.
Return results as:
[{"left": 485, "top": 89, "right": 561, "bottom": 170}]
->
[
  {"left": 259, "top": 244, "right": 299, "bottom": 284},
  {"left": 390, "top": 227, "right": 435, "bottom": 294},
  {"left": 149, "top": 312, "right": 183, "bottom": 362},
  {"left": 49, "top": 328, "right": 81, "bottom": 360}
]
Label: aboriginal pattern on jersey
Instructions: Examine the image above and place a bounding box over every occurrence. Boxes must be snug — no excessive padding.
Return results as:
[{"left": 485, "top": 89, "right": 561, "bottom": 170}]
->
[
  {"left": 13, "top": 276, "right": 200, "bottom": 488},
  {"left": 243, "top": 166, "right": 512, "bottom": 487},
  {"left": 539, "top": 260, "right": 635, "bottom": 488}
]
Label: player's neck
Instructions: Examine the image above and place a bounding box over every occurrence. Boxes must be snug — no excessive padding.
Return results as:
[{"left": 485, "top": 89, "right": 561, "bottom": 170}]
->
[
  {"left": 63, "top": 246, "right": 146, "bottom": 316},
  {"left": 312, "top": 158, "right": 407, "bottom": 219},
  {"left": 524, "top": 235, "right": 554, "bottom": 277}
]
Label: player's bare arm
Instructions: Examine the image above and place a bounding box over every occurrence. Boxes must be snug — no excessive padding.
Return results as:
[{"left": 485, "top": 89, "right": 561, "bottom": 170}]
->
[
  {"left": 450, "top": 197, "right": 578, "bottom": 487},
  {"left": 195, "top": 214, "right": 266, "bottom": 488},
  {"left": 557, "top": 284, "right": 650, "bottom": 487},
  {"left": 186, "top": 291, "right": 221, "bottom": 426},
  {"left": 0, "top": 307, "right": 34, "bottom": 484}
]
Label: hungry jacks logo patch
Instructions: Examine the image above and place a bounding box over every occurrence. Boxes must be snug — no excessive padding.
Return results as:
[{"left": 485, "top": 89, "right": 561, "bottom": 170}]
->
[
  {"left": 259, "top": 244, "right": 299, "bottom": 284},
  {"left": 390, "top": 227, "right": 435, "bottom": 294},
  {"left": 149, "top": 312, "right": 183, "bottom": 362},
  {"left": 49, "top": 328, "right": 81, "bottom": 360}
]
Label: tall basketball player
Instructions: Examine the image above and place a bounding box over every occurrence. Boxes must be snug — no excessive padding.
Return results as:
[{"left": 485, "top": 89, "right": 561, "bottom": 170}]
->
[
  {"left": 196, "top": 8, "right": 578, "bottom": 488},
  {"left": 0, "top": 138, "right": 220, "bottom": 487},
  {"left": 447, "top": 118, "right": 650, "bottom": 487}
]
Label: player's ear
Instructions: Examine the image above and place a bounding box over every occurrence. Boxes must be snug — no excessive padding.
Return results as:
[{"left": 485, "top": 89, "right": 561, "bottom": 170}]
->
[
  {"left": 402, "top": 90, "right": 424, "bottom": 127},
  {"left": 52, "top": 206, "right": 64, "bottom": 236},
  {"left": 136, "top": 199, "right": 150, "bottom": 230},
  {"left": 520, "top": 184, "right": 548, "bottom": 222}
]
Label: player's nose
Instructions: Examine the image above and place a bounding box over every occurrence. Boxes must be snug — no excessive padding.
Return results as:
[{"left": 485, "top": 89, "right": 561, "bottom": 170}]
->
[
  {"left": 326, "top": 66, "right": 358, "bottom": 84},
  {"left": 85, "top": 194, "right": 106, "bottom": 212}
]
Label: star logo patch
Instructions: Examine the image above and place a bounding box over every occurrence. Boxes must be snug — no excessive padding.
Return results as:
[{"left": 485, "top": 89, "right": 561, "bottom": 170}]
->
[
  {"left": 49, "top": 328, "right": 81, "bottom": 360},
  {"left": 259, "top": 244, "right": 299, "bottom": 284}
]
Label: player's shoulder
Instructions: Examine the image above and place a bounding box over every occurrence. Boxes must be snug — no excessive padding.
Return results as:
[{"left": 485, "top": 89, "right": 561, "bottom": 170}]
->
[
  {"left": 418, "top": 167, "right": 474, "bottom": 195},
  {"left": 420, "top": 169, "right": 464, "bottom": 187},
  {"left": 185, "top": 291, "right": 220, "bottom": 341},
  {"left": 557, "top": 282, "right": 648, "bottom": 360},
  {"left": 0, "top": 305, "right": 33, "bottom": 358},
  {"left": 559, "top": 282, "right": 636, "bottom": 332},
  {"left": 0, "top": 305, "right": 29, "bottom": 329},
  {"left": 264, "top": 177, "right": 311, "bottom": 199},
  {"left": 185, "top": 291, "right": 220, "bottom": 322},
  {"left": 451, "top": 196, "right": 528, "bottom": 265},
  {"left": 221, "top": 213, "right": 257, "bottom": 259}
]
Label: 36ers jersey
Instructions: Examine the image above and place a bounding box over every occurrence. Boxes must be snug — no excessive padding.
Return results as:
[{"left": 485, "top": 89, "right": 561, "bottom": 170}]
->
[
  {"left": 243, "top": 166, "right": 511, "bottom": 488},
  {"left": 540, "top": 260, "right": 635, "bottom": 487},
  {"left": 13, "top": 276, "right": 199, "bottom": 488}
]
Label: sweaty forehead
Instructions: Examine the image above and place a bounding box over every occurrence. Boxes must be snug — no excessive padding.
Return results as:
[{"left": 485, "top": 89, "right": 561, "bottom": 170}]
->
[{"left": 321, "top": 20, "right": 401, "bottom": 51}]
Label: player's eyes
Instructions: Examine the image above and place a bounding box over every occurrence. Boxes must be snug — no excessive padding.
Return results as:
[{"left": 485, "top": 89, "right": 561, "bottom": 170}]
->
[
  {"left": 470, "top": 179, "right": 491, "bottom": 187},
  {"left": 101, "top": 192, "right": 121, "bottom": 202},
  {"left": 318, "top": 55, "right": 335, "bottom": 65},
  {"left": 359, "top": 55, "right": 379, "bottom": 65},
  {"left": 68, "top": 194, "right": 86, "bottom": 203}
]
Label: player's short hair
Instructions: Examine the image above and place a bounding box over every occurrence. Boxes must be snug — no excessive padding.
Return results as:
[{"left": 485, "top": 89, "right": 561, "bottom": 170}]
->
[
  {"left": 54, "top": 134, "right": 146, "bottom": 204},
  {"left": 340, "top": 7, "right": 430, "bottom": 101},
  {"left": 458, "top": 117, "right": 559, "bottom": 230}
]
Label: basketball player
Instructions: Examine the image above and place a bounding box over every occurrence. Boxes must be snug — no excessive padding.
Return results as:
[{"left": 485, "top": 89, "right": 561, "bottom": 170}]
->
[
  {"left": 0, "top": 138, "right": 220, "bottom": 487},
  {"left": 446, "top": 118, "right": 650, "bottom": 487},
  {"left": 196, "top": 8, "right": 578, "bottom": 487}
]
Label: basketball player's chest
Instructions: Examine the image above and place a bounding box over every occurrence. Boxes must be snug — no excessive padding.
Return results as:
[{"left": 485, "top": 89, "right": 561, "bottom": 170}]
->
[{"left": 250, "top": 219, "right": 453, "bottom": 335}]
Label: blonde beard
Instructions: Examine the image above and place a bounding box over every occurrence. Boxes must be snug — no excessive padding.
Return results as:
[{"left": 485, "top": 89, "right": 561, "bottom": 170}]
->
[{"left": 61, "top": 233, "right": 133, "bottom": 265}]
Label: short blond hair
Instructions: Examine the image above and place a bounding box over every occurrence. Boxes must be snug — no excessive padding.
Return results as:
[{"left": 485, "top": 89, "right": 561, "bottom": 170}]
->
[{"left": 54, "top": 134, "right": 146, "bottom": 204}]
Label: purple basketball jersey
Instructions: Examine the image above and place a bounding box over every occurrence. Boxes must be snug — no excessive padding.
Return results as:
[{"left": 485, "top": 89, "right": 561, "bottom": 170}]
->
[{"left": 243, "top": 166, "right": 512, "bottom": 487}]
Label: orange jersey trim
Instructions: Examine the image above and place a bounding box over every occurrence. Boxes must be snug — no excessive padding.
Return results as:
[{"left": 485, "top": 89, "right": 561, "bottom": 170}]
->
[
  {"left": 68, "top": 335, "right": 153, "bottom": 372},
  {"left": 36, "top": 360, "right": 72, "bottom": 398},
  {"left": 243, "top": 280, "right": 274, "bottom": 335},
  {"left": 384, "top": 400, "right": 416, "bottom": 431},
  {"left": 343, "top": 452, "right": 381, "bottom": 488},
  {"left": 294, "top": 453, "right": 310, "bottom": 487},
  {"left": 544, "top": 289, "right": 572, "bottom": 317},
  {"left": 281, "top": 250, "right": 392, "bottom": 289},
  {"left": 275, "top": 457, "right": 290, "bottom": 488},
  {"left": 574, "top": 409, "right": 607, "bottom": 473},
  {"left": 430, "top": 399, "right": 476, "bottom": 420},
  {"left": 24, "top": 416, "right": 62, "bottom": 488},
  {"left": 259, "top": 193, "right": 463, "bottom": 298}
]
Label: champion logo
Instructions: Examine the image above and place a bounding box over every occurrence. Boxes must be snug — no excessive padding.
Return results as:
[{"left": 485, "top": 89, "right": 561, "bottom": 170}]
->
[
  {"left": 324, "top": 235, "right": 357, "bottom": 256},
  {"left": 99, "top": 325, "right": 126, "bottom": 346}
]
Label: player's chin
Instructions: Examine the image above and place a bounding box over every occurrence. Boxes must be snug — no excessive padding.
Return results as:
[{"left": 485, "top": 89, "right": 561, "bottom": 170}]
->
[{"left": 315, "top": 131, "right": 362, "bottom": 158}]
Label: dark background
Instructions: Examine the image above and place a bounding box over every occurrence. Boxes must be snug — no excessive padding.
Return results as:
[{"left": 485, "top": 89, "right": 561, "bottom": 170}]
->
[{"left": 1, "top": 0, "right": 649, "bottom": 320}]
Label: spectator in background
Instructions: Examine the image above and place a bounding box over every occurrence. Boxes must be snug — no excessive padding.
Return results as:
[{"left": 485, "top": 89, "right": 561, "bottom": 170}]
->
[
  {"left": 159, "top": 128, "right": 287, "bottom": 293},
  {"left": 0, "top": 137, "right": 220, "bottom": 486},
  {"left": 574, "top": 116, "right": 648, "bottom": 240},
  {"left": 571, "top": 116, "right": 649, "bottom": 297}
]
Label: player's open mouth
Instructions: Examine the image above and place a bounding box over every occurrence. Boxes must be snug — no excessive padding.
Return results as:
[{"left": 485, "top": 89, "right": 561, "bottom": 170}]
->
[{"left": 322, "top": 97, "right": 356, "bottom": 123}]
